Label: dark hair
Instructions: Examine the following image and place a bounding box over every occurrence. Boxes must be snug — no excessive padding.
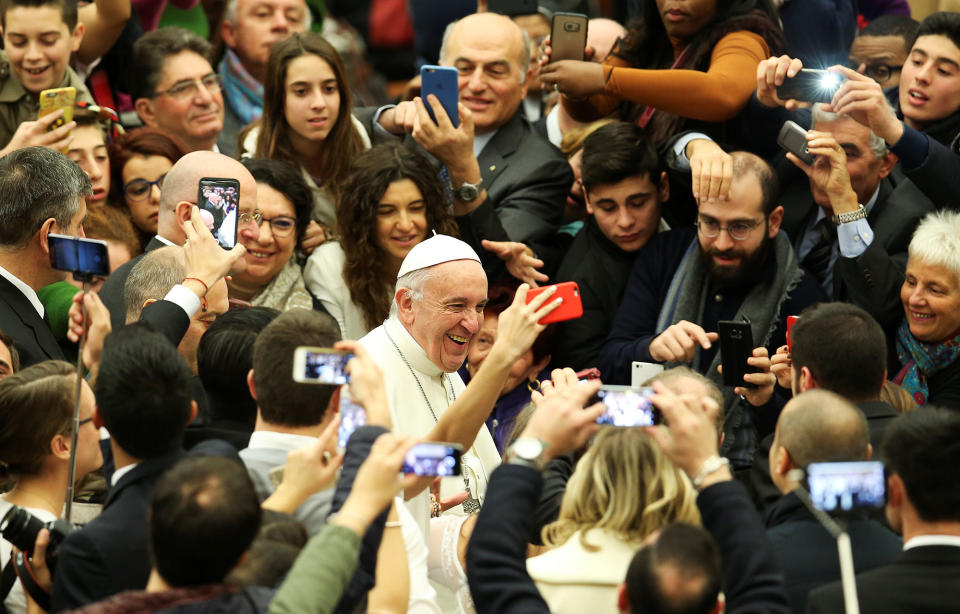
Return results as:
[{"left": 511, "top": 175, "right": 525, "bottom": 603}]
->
[
  {"left": 882, "top": 407, "right": 960, "bottom": 522},
  {"left": 790, "top": 303, "right": 887, "bottom": 402},
  {"left": 731, "top": 151, "right": 779, "bottom": 215},
  {"left": 227, "top": 510, "right": 307, "bottom": 588},
  {"left": 82, "top": 205, "right": 143, "bottom": 262},
  {"left": 95, "top": 323, "right": 193, "bottom": 458},
  {"left": 625, "top": 523, "right": 722, "bottom": 614},
  {"left": 150, "top": 456, "right": 261, "bottom": 586},
  {"left": 198, "top": 306, "right": 280, "bottom": 427},
  {"left": 484, "top": 282, "right": 553, "bottom": 366},
  {"left": 859, "top": 15, "right": 919, "bottom": 41},
  {"left": 252, "top": 310, "right": 341, "bottom": 427},
  {"left": 0, "top": 361, "right": 75, "bottom": 480},
  {"left": 580, "top": 121, "right": 661, "bottom": 193},
  {"left": 913, "top": 11, "right": 960, "bottom": 53},
  {"left": 0, "top": 0, "right": 77, "bottom": 30},
  {"left": 247, "top": 32, "right": 363, "bottom": 202},
  {"left": 108, "top": 127, "right": 189, "bottom": 216},
  {"left": 130, "top": 27, "right": 213, "bottom": 101},
  {"left": 0, "top": 147, "right": 91, "bottom": 248},
  {"left": 241, "top": 158, "right": 313, "bottom": 243},
  {"left": 617, "top": 0, "right": 784, "bottom": 144},
  {"left": 338, "top": 142, "right": 459, "bottom": 331}
]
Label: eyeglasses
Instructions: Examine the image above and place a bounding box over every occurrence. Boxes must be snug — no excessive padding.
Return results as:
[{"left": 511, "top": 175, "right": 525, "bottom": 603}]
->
[
  {"left": 849, "top": 61, "right": 902, "bottom": 83},
  {"left": 153, "top": 74, "right": 224, "bottom": 100},
  {"left": 259, "top": 215, "right": 297, "bottom": 238},
  {"left": 123, "top": 175, "right": 166, "bottom": 201},
  {"left": 78, "top": 417, "right": 93, "bottom": 427},
  {"left": 695, "top": 217, "right": 763, "bottom": 241},
  {"left": 238, "top": 209, "right": 264, "bottom": 226}
]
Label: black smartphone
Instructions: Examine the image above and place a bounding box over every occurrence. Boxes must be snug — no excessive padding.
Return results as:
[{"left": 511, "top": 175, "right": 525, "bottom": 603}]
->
[
  {"left": 805, "top": 461, "right": 886, "bottom": 515},
  {"left": 595, "top": 386, "right": 660, "bottom": 427},
  {"left": 777, "top": 120, "right": 815, "bottom": 166},
  {"left": 550, "top": 12, "right": 588, "bottom": 63},
  {"left": 402, "top": 442, "right": 464, "bottom": 476},
  {"left": 197, "top": 177, "right": 240, "bottom": 250},
  {"left": 420, "top": 65, "right": 460, "bottom": 127},
  {"left": 292, "top": 346, "right": 352, "bottom": 385},
  {"left": 776, "top": 69, "right": 844, "bottom": 103},
  {"left": 487, "top": 0, "right": 538, "bottom": 16},
  {"left": 48, "top": 234, "right": 110, "bottom": 277},
  {"left": 717, "top": 320, "right": 758, "bottom": 389}
]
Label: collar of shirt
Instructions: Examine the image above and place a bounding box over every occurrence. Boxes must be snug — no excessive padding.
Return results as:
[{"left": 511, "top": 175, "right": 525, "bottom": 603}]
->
[
  {"left": 903, "top": 535, "right": 960, "bottom": 550},
  {"left": 386, "top": 315, "right": 444, "bottom": 377},
  {"left": 473, "top": 130, "right": 496, "bottom": 158},
  {"left": 247, "top": 430, "right": 322, "bottom": 452},
  {"left": 154, "top": 235, "right": 178, "bottom": 247},
  {"left": 111, "top": 462, "right": 139, "bottom": 487},
  {"left": 0, "top": 263, "right": 44, "bottom": 318}
]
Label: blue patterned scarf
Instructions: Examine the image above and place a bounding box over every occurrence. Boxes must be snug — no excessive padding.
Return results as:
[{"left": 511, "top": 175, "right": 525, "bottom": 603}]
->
[
  {"left": 894, "top": 319, "right": 960, "bottom": 406},
  {"left": 219, "top": 48, "right": 264, "bottom": 126}
]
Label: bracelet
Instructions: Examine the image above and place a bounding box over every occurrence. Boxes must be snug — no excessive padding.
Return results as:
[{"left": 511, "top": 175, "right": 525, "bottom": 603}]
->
[
  {"left": 182, "top": 277, "right": 209, "bottom": 294},
  {"left": 384, "top": 521, "right": 403, "bottom": 528},
  {"left": 691, "top": 454, "right": 730, "bottom": 489}
]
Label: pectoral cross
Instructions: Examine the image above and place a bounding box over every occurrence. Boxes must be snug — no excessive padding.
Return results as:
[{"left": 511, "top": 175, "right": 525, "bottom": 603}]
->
[{"left": 462, "top": 478, "right": 481, "bottom": 513}]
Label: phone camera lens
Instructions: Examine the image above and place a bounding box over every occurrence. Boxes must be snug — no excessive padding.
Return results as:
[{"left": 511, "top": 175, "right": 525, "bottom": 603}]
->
[{"left": 564, "top": 22, "right": 580, "bottom": 32}]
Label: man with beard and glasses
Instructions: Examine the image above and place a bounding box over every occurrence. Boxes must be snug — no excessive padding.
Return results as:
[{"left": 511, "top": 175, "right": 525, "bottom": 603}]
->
[{"left": 598, "top": 152, "right": 826, "bottom": 470}]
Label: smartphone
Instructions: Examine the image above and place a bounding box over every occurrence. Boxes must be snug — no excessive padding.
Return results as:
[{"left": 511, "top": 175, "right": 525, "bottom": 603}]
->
[
  {"left": 595, "top": 386, "right": 659, "bottom": 427},
  {"left": 550, "top": 13, "right": 588, "bottom": 63},
  {"left": 632, "top": 361, "right": 665, "bottom": 388},
  {"left": 197, "top": 177, "right": 240, "bottom": 250},
  {"left": 292, "top": 347, "right": 353, "bottom": 385},
  {"left": 401, "top": 442, "right": 464, "bottom": 476},
  {"left": 48, "top": 234, "right": 110, "bottom": 277},
  {"left": 786, "top": 315, "right": 800, "bottom": 353},
  {"left": 806, "top": 461, "right": 886, "bottom": 515},
  {"left": 777, "top": 121, "right": 815, "bottom": 166},
  {"left": 337, "top": 396, "right": 367, "bottom": 449},
  {"left": 38, "top": 87, "right": 76, "bottom": 131},
  {"left": 776, "top": 69, "right": 844, "bottom": 103},
  {"left": 420, "top": 65, "right": 460, "bottom": 128},
  {"left": 487, "top": 0, "right": 538, "bottom": 16},
  {"left": 718, "top": 320, "right": 758, "bottom": 389},
  {"left": 526, "top": 281, "right": 583, "bottom": 325}
]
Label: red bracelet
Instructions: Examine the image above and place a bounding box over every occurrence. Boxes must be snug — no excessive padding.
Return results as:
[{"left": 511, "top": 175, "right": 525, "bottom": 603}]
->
[{"left": 183, "top": 277, "right": 209, "bottom": 294}]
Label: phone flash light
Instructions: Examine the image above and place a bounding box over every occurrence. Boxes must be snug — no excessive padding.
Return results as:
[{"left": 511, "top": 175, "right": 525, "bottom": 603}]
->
[{"left": 820, "top": 73, "right": 840, "bottom": 90}]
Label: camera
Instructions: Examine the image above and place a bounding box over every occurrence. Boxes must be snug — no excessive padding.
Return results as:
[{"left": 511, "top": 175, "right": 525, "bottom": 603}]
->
[
  {"left": 563, "top": 21, "right": 581, "bottom": 32},
  {"left": 1, "top": 505, "right": 75, "bottom": 571}
]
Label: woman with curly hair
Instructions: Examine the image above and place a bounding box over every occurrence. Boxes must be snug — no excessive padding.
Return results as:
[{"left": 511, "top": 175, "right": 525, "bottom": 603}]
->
[
  {"left": 541, "top": 0, "right": 784, "bottom": 149},
  {"left": 304, "top": 143, "right": 459, "bottom": 340},
  {"left": 527, "top": 427, "right": 700, "bottom": 614}
]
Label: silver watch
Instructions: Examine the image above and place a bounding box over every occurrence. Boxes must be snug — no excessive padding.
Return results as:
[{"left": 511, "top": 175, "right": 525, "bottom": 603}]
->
[
  {"left": 833, "top": 204, "right": 867, "bottom": 225},
  {"left": 452, "top": 179, "right": 483, "bottom": 202},
  {"left": 505, "top": 437, "right": 548, "bottom": 471}
]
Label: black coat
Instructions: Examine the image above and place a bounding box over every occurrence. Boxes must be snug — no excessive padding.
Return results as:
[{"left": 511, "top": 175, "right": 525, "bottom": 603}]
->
[
  {"left": 0, "top": 274, "right": 63, "bottom": 368},
  {"left": 765, "top": 490, "right": 902, "bottom": 614}
]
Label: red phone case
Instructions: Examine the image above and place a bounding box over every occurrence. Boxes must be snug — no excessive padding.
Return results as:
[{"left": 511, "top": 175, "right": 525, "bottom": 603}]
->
[{"left": 526, "top": 281, "right": 583, "bottom": 325}]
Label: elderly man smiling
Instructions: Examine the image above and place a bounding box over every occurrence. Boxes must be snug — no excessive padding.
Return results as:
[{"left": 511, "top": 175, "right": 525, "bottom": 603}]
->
[{"left": 359, "top": 234, "right": 558, "bottom": 535}]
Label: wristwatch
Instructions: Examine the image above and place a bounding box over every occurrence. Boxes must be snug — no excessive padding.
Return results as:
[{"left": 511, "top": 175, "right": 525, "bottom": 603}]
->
[
  {"left": 452, "top": 178, "right": 483, "bottom": 202},
  {"left": 833, "top": 204, "right": 867, "bottom": 225},
  {"left": 504, "top": 437, "right": 549, "bottom": 471}
]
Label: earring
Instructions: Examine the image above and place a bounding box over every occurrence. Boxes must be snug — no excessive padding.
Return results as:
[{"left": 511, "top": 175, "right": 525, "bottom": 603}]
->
[{"left": 527, "top": 378, "right": 540, "bottom": 393}]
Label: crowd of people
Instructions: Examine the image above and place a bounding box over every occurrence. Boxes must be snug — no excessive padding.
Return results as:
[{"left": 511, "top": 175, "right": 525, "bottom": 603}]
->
[{"left": 0, "top": 0, "right": 958, "bottom": 612}]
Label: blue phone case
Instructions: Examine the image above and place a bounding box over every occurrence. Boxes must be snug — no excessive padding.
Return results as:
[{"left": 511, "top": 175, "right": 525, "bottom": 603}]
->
[{"left": 420, "top": 65, "right": 460, "bottom": 128}]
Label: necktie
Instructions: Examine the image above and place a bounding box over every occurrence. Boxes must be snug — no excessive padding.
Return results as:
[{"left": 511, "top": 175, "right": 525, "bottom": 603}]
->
[{"left": 801, "top": 218, "right": 837, "bottom": 286}]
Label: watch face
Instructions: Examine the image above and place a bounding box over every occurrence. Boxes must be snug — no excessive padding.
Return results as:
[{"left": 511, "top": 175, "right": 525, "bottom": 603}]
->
[
  {"left": 514, "top": 438, "right": 544, "bottom": 459},
  {"left": 457, "top": 184, "right": 479, "bottom": 201}
]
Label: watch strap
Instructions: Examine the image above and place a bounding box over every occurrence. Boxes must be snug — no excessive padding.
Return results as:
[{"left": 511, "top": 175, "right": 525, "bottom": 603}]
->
[{"left": 833, "top": 204, "right": 866, "bottom": 225}]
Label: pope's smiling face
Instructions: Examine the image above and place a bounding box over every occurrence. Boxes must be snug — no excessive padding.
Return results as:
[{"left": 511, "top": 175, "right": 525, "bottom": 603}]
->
[{"left": 398, "top": 260, "right": 488, "bottom": 373}]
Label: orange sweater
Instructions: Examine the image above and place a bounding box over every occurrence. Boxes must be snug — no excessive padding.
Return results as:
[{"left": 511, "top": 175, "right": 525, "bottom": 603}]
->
[{"left": 564, "top": 31, "right": 770, "bottom": 123}]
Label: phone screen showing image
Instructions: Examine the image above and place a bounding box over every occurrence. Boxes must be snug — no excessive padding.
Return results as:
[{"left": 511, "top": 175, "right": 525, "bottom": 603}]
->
[
  {"left": 595, "top": 387, "right": 658, "bottom": 427},
  {"left": 198, "top": 178, "right": 240, "bottom": 249}
]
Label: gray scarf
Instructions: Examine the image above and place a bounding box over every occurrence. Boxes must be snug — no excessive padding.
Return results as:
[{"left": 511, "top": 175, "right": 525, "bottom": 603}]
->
[{"left": 655, "top": 232, "right": 804, "bottom": 464}]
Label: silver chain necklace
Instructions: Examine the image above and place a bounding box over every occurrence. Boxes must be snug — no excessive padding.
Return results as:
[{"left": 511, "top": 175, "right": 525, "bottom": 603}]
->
[{"left": 384, "top": 326, "right": 481, "bottom": 513}]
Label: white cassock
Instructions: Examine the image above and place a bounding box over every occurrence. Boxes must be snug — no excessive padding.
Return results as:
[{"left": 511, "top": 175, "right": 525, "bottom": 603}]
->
[{"left": 360, "top": 316, "right": 502, "bottom": 539}]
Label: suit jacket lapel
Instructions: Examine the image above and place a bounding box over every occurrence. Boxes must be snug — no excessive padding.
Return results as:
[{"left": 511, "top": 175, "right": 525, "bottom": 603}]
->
[
  {"left": 478, "top": 112, "right": 524, "bottom": 189},
  {"left": 104, "top": 450, "right": 184, "bottom": 508},
  {"left": 0, "top": 275, "right": 61, "bottom": 360}
]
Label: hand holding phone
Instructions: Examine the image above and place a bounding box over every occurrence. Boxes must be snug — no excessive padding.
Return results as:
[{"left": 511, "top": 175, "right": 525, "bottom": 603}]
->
[
  {"left": 198, "top": 178, "right": 240, "bottom": 250},
  {"left": 401, "top": 442, "right": 463, "bottom": 476},
  {"left": 595, "top": 386, "right": 660, "bottom": 427},
  {"left": 550, "top": 13, "right": 588, "bottom": 63},
  {"left": 777, "top": 121, "right": 815, "bottom": 166},
  {"left": 776, "top": 69, "right": 844, "bottom": 104},
  {"left": 718, "top": 320, "right": 758, "bottom": 389},
  {"left": 292, "top": 347, "right": 353, "bottom": 384},
  {"left": 525, "top": 281, "right": 582, "bottom": 325},
  {"left": 48, "top": 234, "right": 111, "bottom": 278},
  {"left": 420, "top": 65, "right": 459, "bottom": 127},
  {"left": 38, "top": 87, "right": 76, "bottom": 132}
]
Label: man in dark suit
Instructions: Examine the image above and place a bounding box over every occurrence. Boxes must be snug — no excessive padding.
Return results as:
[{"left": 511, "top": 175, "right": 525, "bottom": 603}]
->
[
  {"left": 367, "top": 11, "right": 571, "bottom": 248},
  {"left": 764, "top": 389, "right": 901, "bottom": 613},
  {"left": 807, "top": 408, "right": 960, "bottom": 613},
  {"left": 99, "top": 150, "right": 260, "bottom": 330},
  {"left": 780, "top": 105, "right": 934, "bottom": 327},
  {"left": 50, "top": 324, "right": 200, "bottom": 611},
  {"left": 0, "top": 147, "right": 91, "bottom": 368}
]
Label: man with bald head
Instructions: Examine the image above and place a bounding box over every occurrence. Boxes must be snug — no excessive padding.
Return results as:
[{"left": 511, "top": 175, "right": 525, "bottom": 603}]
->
[
  {"left": 369, "top": 11, "right": 572, "bottom": 249},
  {"left": 764, "top": 389, "right": 901, "bottom": 613},
  {"left": 100, "top": 150, "right": 259, "bottom": 329}
]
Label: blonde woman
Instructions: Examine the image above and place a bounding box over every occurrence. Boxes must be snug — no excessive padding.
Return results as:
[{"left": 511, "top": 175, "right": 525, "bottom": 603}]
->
[{"left": 527, "top": 427, "right": 700, "bottom": 614}]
